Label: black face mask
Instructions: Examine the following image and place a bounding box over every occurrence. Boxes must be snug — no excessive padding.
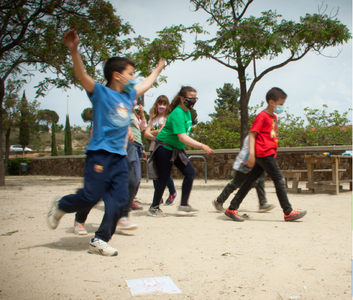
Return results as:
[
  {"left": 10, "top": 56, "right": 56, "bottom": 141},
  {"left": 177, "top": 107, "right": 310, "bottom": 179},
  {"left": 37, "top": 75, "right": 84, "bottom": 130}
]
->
[{"left": 184, "top": 97, "right": 198, "bottom": 109}]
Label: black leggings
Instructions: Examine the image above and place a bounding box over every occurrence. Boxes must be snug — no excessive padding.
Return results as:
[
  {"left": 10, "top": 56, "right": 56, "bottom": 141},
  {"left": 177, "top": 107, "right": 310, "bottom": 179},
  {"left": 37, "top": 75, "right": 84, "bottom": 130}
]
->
[{"left": 151, "top": 146, "right": 195, "bottom": 207}]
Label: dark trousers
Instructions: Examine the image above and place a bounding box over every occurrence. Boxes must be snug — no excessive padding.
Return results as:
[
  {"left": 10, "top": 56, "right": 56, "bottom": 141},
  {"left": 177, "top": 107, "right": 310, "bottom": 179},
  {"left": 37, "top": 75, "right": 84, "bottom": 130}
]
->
[
  {"left": 75, "top": 158, "right": 137, "bottom": 224},
  {"left": 229, "top": 155, "right": 292, "bottom": 215},
  {"left": 217, "top": 171, "right": 266, "bottom": 206},
  {"left": 152, "top": 146, "right": 195, "bottom": 207},
  {"left": 59, "top": 150, "right": 129, "bottom": 242},
  {"left": 153, "top": 177, "right": 176, "bottom": 196}
]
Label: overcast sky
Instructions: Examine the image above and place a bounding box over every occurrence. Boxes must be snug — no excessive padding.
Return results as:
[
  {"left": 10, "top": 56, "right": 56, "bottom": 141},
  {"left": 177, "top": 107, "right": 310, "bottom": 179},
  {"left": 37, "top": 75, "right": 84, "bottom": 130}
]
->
[{"left": 24, "top": 0, "right": 352, "bottom": 127}]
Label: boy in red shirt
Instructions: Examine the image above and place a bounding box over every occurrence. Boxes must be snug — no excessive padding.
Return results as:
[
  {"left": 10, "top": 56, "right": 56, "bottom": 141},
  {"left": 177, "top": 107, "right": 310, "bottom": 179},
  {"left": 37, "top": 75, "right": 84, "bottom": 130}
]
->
[{"left": 225, "top": 87, "right": 307, "bottom": 222}]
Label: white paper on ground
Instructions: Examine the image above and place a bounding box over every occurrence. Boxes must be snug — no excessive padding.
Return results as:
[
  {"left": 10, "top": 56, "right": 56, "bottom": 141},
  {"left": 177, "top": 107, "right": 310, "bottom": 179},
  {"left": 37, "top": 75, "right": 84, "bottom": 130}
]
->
[{"left": 126, "top": 276, "right": 182, "bottom": 295}]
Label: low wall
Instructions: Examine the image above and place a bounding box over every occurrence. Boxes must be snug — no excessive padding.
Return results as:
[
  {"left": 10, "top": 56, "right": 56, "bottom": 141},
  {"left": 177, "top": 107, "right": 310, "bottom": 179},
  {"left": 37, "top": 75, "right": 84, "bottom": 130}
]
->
[{"left": 24, "top": 145, "right": 352, "bottom": 181}]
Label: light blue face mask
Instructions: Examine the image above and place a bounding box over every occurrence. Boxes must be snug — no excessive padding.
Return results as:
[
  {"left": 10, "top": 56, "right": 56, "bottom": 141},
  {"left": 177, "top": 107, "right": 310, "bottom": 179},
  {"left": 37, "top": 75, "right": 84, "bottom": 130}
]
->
[
  {"left": 274, "top": 105, "right": 284, "bottom": 114},
  {"left": 120, "top": 74, "right": 136, "bottom": 93}
]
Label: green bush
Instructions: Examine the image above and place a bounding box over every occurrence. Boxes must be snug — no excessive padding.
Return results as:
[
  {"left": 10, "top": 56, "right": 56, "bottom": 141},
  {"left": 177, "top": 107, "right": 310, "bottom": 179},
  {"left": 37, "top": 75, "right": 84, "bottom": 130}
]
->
[{"left": 8, "top": 158, "right": 31, "bottom": 175}]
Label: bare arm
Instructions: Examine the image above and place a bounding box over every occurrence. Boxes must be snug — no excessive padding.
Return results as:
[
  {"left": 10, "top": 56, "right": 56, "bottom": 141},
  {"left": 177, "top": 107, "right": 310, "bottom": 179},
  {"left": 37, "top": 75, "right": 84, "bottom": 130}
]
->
[
  {"left": 177, "top": 133, "right": 214, "bottom": 155},
  {"left": 64, "top": 29, "right": 95, "bottom": 93},
  {"left": 135, "top": 58, "right": 165, "bottom": 98},
  {"left": 247, "top": 131, "right": 257, "bottom": 168},
  {"left": 144, "top": 123, "right": 156, "bottom": 141}
]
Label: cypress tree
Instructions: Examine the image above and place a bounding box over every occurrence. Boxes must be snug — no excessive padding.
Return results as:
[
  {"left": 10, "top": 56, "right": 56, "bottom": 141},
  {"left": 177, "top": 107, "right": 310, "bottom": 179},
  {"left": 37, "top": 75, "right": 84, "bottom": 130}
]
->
[
  {"left": 64, "top": 114, "right": 72, "bottom": 155},
  {"left": 19, "top": 91, "right": 30, "bottom": 155}
]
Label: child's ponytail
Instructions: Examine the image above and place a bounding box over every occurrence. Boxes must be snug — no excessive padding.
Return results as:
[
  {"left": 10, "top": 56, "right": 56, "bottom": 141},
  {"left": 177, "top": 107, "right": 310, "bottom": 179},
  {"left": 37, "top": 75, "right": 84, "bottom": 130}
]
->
[{"left": 167, "top": 86, "right": 196, "bottom": 115}]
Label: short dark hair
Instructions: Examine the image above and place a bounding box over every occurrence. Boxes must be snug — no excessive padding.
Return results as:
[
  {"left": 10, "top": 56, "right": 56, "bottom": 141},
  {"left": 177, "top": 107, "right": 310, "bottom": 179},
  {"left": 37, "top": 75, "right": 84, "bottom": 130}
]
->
[
  {"left": 103, "top": 57, "right": 135, "bottom": 83},
  {"left": 266, "top": 87, "right": 287, "bottom": 103}
]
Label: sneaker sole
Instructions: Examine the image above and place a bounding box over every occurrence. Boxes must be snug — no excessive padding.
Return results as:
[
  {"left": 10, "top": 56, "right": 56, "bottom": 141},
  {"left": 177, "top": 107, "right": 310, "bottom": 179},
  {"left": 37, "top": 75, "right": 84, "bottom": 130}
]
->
[
  {"left": 164, "top": 202, "right": 174, "bottom": 206},
  {"left": 75, "top": 231, "right": 88, "bottom": 235},
  {"left": 147, "top": 211, "right": 166, "bottom": 217},
  {"left": 225, "top": 213, "right": 244, "bottom": 222},
  {"left": 176, "top": 210, "right": 199, "bottom": 216},
  {"left": 116, "top": 224, "right": 138, "bottom": 231},
  {"left": 285, "top": 211, "right": 307, "bottom": 221},
  {"left": 212, "top": 200, "right": 225, "bottom": 213},
  {"left": 258, "top": 205, "right": 275, "bottom": 213},
  {"left": 88, "top": 245, "right": 118, "bottom": 256},
  {"left": 47, "top": 196, "right": 63, "bottom": 230}
]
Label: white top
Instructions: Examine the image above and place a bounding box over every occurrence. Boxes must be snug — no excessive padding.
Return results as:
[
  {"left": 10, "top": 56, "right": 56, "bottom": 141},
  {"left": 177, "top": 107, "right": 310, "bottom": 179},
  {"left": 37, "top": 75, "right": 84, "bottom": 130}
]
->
[
  {"left": 233, "top": 135, "right": 252, "bottom": 173},
  {"left": 148, "top": 115, "right": 166, "bottom": 151}
]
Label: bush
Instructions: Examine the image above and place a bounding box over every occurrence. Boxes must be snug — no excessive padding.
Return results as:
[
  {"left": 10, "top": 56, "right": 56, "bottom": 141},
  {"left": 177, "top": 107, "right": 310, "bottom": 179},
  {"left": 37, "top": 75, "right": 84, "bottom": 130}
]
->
[{"left": 8, "top": 158, "right": 31, "bottom": 175}]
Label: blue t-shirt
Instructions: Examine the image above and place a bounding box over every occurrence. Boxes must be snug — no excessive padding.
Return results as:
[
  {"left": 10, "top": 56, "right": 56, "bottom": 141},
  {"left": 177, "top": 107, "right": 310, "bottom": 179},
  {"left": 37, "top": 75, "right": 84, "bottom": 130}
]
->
[{"left": 86, "top": 83, "right": 136, "bottom": 156}]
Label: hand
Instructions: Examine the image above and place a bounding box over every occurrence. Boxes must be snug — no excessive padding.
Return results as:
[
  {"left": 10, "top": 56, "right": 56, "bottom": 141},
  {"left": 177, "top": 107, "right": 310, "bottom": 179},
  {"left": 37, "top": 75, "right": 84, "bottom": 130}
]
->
[
  {"left": 204, "top": 145, "right": 214, "bottom": 155},
  {"left": 142, "top": 150, "right": 147, "bottom": 160},
  {"left": 64, "top": 29, "right": 79, "bottom": 52},
  {"left": 156, "top": 58, "right": 166, "bottom": 70},
  {"left": 128, "top": 129, "right": 134, "bottom": 142},
  {"left": 247, "top": 153, "right": 255, "bottom": 168}
]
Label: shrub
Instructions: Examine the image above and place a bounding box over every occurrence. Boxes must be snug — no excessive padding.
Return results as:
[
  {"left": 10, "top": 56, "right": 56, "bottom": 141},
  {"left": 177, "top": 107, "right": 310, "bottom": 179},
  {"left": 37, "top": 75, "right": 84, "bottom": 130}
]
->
[{"left": 8, "top": 158, "right": 31, "bottom": 175}]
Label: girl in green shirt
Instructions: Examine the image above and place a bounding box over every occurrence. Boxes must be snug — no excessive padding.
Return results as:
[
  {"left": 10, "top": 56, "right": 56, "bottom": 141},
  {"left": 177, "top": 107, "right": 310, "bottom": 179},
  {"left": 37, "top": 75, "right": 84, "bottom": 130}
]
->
[{"left": 147, "top": 86, "right": 214, "bottom": 217}]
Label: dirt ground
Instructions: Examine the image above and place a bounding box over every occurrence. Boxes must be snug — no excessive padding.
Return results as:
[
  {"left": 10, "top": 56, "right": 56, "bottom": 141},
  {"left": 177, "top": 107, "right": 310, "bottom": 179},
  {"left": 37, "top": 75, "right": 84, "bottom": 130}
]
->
[{"left": 0, "top": 176, "right": 351, "bottom": 300}]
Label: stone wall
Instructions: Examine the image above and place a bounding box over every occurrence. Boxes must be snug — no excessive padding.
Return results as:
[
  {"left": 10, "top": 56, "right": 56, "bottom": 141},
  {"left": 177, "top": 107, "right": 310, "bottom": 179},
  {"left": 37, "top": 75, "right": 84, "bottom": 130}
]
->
[{"left": 23, "top": 145, "right": 351, "bottom": 181}]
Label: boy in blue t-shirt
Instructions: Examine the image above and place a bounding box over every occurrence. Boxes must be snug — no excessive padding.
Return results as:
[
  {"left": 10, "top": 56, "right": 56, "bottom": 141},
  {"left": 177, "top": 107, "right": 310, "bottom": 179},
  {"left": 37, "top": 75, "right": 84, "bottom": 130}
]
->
[{"left": 47, "top": 29, "right": 165, "bottom": 256}]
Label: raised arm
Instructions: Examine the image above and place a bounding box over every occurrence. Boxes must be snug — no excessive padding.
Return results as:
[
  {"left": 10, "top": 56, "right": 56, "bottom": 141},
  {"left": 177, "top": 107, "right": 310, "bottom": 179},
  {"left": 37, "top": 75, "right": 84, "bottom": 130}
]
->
[
  {"left": 177, "top": 133, "right": 214, "bottom": 155},
  {"left": 135, "top": 58, "right": 165, "bottom": 98},
  {"left": 64, "top": 29, "right": 95, "bottom": 94}
]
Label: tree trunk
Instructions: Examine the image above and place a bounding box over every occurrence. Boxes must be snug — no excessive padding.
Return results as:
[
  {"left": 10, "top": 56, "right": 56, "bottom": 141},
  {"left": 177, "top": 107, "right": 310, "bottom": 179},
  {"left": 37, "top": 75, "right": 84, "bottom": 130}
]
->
[
  {"left": 4, "top": 128, "right": 11, "bottom": 175},
  {"left": 238, "top": 67, "right": 249, "bottom": 148},
  {"left": 0, "top": 79, "right": 5, "bottom": 186}
]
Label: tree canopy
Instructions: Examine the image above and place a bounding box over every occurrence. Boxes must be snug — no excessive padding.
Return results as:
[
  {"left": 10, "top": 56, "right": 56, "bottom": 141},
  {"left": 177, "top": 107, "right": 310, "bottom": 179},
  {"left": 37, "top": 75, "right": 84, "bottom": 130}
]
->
[
  {"left": 0, "top": 0, "right": 137, "bottom": 185},
  {"left": 139, "top": 0, "right": 351, "bottom": 145}
]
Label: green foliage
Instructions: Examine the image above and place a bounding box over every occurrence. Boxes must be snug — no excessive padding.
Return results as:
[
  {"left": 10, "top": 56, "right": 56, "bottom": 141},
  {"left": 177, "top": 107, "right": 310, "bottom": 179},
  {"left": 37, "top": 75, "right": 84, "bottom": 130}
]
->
[
  {"left": 190, "top": 108, "right": 198, "bottom": 126},
  {"left": 37, "top": 109, "right": 59, "bottom": 131},
  {"left": 8, "top": 158, "right": 31, "bottom": 176},
  {"left": 81, "top": 108, "right": 93, "bottom": 124},
  {"left": 278, "top": 105, "right": 352, "bottom": 147},
  {"left": 140, "top": 0, "right": 351, "bottom": 143},
  {"left": 191, "top": 103, "right": 263, "bottom": 149},
  {"left": 211, "top": 83, "right": 240, "bottom": 118},
  {"left": 64, "top": 115, "right": 72, "bottom": 155},
  {"left": 51, "top": 122, "right": 58, "bottom": 156},
  {"left": 19, "top": 92, "right": 30, "bottom": 150}
]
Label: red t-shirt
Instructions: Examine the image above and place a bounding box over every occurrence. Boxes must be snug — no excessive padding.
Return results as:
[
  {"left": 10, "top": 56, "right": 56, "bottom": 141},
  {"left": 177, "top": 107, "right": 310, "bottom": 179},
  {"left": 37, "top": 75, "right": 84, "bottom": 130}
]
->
[{"left": 250, "top": 110, "right": 278, "bottom": 157}]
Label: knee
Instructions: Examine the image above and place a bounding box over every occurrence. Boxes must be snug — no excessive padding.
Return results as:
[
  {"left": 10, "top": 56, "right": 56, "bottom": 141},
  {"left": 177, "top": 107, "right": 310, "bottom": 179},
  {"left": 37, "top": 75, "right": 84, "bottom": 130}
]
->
[{"left": 186, "top": 167, "right": 196, "bottom": 180}]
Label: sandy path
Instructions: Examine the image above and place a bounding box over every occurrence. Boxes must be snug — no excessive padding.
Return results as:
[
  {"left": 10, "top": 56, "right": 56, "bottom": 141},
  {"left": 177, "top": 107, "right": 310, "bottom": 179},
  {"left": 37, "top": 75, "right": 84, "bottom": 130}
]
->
[{"left": 0, "top": 176, "right": 351, "bottom": 300}]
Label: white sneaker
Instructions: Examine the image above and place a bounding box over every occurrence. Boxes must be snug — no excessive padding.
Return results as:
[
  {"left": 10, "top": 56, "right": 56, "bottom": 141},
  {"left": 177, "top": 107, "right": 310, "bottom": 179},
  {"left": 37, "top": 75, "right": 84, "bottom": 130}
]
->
[
  {"left": 89, "top": 238, "right": 118, "bottom": 256},
  {"left": 47, "top": 197, "right": 66, "bottom": 229},
  {"left": 116, "top": 217, "right": 138, "bottom": 231},
  {"left": 74, "top": 220, "right": 88, "bottom": 235}
]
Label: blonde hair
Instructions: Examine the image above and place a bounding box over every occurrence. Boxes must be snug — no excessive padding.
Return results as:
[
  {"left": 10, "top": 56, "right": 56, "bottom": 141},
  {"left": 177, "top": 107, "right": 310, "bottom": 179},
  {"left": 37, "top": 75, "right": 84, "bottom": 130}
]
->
[
  {"left": 167, "top": 86, "right": 196, "bottom": 115},
  {"left": 149, "top": 95, "right": 170, "bottom": 119}
]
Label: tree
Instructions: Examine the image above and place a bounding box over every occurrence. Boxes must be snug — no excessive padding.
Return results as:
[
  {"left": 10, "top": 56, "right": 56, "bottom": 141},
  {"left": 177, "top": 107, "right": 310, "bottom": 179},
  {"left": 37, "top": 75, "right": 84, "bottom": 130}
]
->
[
  {"left": 64, "top": 115, "right": 72, "bottom": 155},
  {"left": 37, "top": 109, "right": 58, "bottom": 132},
  {"left": 190, "top": 108, "right": 198, "bottom": 126},
  {"left": 81, "top": 107, "right": 93, "bottom": 136},
  {"left": 191, "top": 102, "right": 263, "bottom": 149},
  {"left": 51, "top": 122, "right": 58, "bottom": 156},
  {"left": 140, "top": 0, "right": 351, "bottom": 146},
  {"left": 2, "top": 79, "right": 23, "bottom": 174},
  {"left": 18, "top": 92, "right": 30, "bottom": 156},
  {"left": 0, "top": 0, "right": 136, "bottom": 185},
  {"left": 214, "top": 83, "right": 240, "bottom": 114}
]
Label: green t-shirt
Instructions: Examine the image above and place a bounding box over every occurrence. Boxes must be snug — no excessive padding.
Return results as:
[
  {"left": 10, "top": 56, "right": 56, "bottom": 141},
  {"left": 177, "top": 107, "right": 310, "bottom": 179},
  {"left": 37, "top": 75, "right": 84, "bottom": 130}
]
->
[{"left": 156, "top": 105, "right": 192, "bottom": 150}]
